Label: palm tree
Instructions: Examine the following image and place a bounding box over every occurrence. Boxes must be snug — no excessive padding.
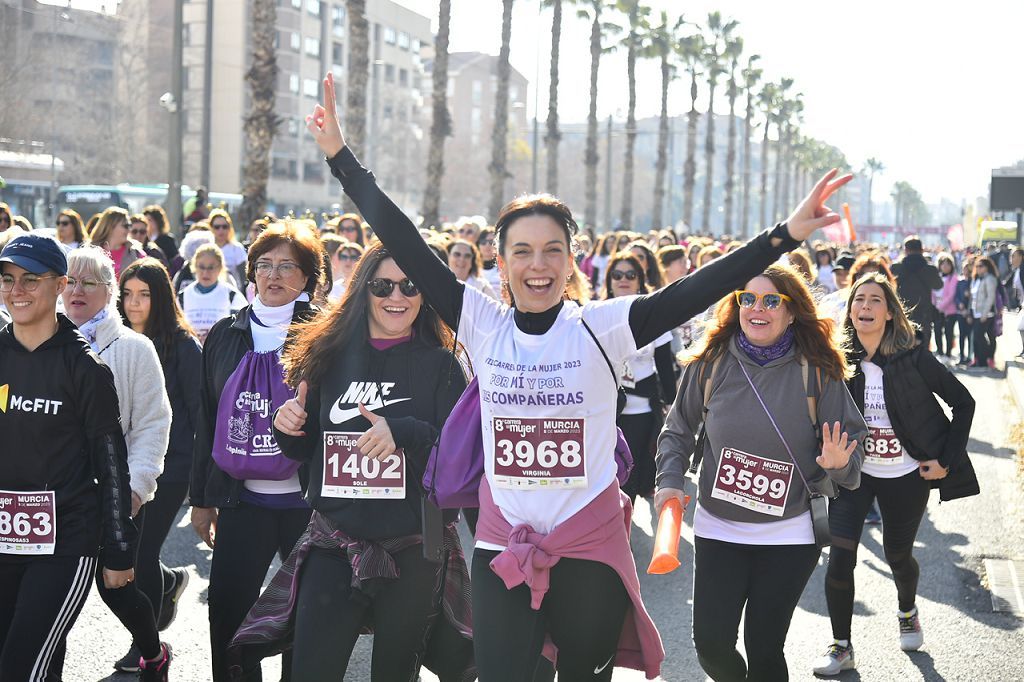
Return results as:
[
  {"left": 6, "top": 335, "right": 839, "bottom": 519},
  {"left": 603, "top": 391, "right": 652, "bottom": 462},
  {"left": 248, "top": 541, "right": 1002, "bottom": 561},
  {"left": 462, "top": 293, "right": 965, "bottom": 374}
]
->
[
  {"left": 643, "top": 11, "right": 683, "bottom": 230},
  {"left": 238, "top": 0, "right": 279, "bottom": 228},
  {"left": 739, "top": 54, "right": 761, "bottom": 236},
  {"left": 344, "top": 0, "right": 370, "bottom": 213},
  {"left": 863, "top": 157, "right": 885, "bottom": 225},
  {"left": 421, "top": 0, "right": 452, "bottom": 229},
  {"left": 780, "top": 94, "right": 803, "bottom": 214},
  {"left": 542, "top": 0, "right": 569, "bottom": 195},
  {"left": 756, "top": 81, "right": 778, "bottom": 231},
  {"left": 770, "top": 77, "right": 794, "bottom": 222},
  {"left": 488, "top": 0, "right": 514, "bottom": 220},
  {"left": 676, "top": 32, "right": 704, "bottom": 231},
  {"left": 616, "top": 0, "right": 650, "bottom": 229},
  {"left": 722, "top": 33, "right": 743, "bottom": 234},
  {"left": 700, "top": 11, "right": 738, "bottom": 233},
  {"left": 579, "top": 1, "right": 618, "bottom": 229}
]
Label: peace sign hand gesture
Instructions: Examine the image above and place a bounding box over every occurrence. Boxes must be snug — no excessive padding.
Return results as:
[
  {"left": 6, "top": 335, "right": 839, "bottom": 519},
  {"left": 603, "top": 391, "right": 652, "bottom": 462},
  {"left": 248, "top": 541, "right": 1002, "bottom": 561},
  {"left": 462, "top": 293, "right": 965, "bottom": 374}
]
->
[
  {"left": 816, "top": 421, "right": 857, "bottom": 471},
  {"left": 785, "top": 169, "right": 854, "bottom": 242},
  {"left": 306, "top": 72, "right": 346, "bottom": 158}
]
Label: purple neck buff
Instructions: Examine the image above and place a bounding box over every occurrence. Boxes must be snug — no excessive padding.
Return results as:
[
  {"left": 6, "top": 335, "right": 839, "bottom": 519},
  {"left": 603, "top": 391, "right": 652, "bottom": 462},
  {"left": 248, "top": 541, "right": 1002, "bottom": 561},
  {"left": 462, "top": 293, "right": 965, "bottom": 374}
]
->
[{"left": 737, "top": 327, "right": 795, "bottom": 366}]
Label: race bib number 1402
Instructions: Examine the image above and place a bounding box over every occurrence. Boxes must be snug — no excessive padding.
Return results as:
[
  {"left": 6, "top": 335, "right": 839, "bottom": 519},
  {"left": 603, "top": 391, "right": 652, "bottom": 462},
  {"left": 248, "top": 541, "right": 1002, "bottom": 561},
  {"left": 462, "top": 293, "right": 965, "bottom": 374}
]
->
[{"left": 322, "top": 432, "right": 406, "bottom": 499}]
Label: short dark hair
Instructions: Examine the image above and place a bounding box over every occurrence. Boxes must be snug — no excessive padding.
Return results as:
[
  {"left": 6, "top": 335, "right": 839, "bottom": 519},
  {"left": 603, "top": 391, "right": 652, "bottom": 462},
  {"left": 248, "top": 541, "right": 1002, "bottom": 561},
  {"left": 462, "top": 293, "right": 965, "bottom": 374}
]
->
[
  {"left": 247, "top": 220, "right": 325, "bottom": 294},
  {"left": 903, "top": 236, "right": 923, "bottom": 252},
  {"left": 657, "top": 244, "right": 687, "bottom": 269},
  {"left": 494, "top": 194, "right": 578, "bottom": 257}
]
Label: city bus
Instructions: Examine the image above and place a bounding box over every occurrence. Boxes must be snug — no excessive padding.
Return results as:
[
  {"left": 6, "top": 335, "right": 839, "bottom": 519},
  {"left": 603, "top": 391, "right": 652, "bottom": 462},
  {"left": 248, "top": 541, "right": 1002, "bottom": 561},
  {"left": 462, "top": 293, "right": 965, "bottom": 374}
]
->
[{"left": 56, "top": 184, "right": 243, "bottom": 222}]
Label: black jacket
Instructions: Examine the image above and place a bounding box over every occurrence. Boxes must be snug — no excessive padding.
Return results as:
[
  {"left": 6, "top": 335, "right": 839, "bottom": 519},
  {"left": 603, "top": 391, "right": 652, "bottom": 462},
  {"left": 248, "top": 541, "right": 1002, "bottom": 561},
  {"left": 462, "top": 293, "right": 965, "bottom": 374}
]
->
[
  {"left": 274, "top": 328, "right": 466, "bottom": 540},
  {"left": 847, "top": 341, "right": 978, "bottom": 501},
  {"left": 892, "top": 254, "right": 942, "bottom": 325},
  {"left": 155, "top": 333, "right": 203, "bottom": 484},
  {"left": 190, "top": 301, "right": 317, "bottom": 508},
  {"left": 0, "top": 316, "right": 137, "bottom": 568}
]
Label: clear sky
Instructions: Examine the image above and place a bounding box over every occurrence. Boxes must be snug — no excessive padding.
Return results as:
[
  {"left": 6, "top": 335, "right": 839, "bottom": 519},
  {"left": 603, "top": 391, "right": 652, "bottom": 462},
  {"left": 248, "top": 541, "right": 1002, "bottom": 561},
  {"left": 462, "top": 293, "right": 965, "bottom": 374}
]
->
[{"left": 58, "top": 0, "right": 1023, "bottom": 206}]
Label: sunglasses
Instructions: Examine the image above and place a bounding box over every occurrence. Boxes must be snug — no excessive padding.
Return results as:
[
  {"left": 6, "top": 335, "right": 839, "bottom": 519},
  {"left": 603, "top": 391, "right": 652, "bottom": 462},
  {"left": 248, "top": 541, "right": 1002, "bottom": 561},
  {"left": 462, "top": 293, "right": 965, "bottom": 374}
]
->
[
  {"left": 57, "top": 219, "right": 73, "bottom": 227},
  {"left": 367, "top": 277, "right": 419, "bottom": 298},
  {"left": 211, "top": 222, "right": 230, "bottom": 231},
  {"left": 337, "top": 253, "right": 360, "bottom": 261},
  {"left": 734, "top": 290, "right": 792, "bottom": 310},
  {"left": 340, "top": 225, "right": 359, "bottom": 233},
  {"left": 610, "top": 269, "right": 638, "bottom": 281}
]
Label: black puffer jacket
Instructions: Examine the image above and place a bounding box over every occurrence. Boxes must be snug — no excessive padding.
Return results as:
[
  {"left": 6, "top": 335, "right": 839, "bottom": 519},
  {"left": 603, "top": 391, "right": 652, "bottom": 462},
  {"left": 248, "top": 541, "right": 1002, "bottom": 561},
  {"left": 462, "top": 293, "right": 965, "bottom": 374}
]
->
[
  {"left": 847, "top": 341, "right": 978, "bottom": 501},
  {"left": 892, "top": 254, "right": 942, "bottom": 325}
]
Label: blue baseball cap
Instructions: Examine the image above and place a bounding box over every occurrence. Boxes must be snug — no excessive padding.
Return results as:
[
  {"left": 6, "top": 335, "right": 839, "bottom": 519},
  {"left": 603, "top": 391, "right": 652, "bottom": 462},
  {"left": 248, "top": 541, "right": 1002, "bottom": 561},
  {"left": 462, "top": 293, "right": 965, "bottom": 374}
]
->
[{"left": 0, "top": 234, "right": 68, "bottom": 276}]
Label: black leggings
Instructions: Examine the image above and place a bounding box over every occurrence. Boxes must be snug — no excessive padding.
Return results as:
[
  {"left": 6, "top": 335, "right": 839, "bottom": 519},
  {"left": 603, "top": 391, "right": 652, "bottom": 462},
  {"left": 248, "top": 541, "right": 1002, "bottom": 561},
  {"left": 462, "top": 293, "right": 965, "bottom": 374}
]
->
[
  {"left": 208, "top": 502, "right": 311, "bottom": 682},
  {"left": 933, "top": 313, "right": 954, "bottom": 355},
  {"left": 973, "top": 317, "right": 996, "bottom": 365},
  {"left": 825, "top": 469, "right": 930, "bottom": 640},
  {"left": 472, "top": 548, "right": 629, "bottom": 682},
  {"left": 94, "top": 505, "right": 161, "bottom": 661},
  {"left": 291, "top": 544, "right": 447, "bottom": 680},
  {"left": 618, "top": 410, "right": 656, "bottom": 502},
  {"left": 0, "top": 555, "right": 97, "bottom": 681},
  {"left": 692, "top": 536, "right": 820, "bottom": 682},
  {"left": 135, "top": 480, "right": 189, "bottom": 623}
]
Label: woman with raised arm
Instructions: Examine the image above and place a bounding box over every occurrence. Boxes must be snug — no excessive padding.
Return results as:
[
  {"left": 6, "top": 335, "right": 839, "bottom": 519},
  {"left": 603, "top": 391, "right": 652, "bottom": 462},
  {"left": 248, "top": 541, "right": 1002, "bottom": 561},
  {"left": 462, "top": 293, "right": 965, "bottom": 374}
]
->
[{"left": 307, "top": 71, "right": 851, "bottom": 682}]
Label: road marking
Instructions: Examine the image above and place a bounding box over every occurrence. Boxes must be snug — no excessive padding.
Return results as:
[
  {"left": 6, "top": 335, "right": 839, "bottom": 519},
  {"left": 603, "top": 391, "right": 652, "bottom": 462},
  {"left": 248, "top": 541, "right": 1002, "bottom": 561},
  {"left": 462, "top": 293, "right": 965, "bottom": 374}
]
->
[{"left": 984, "top": 558, "right": 1024, "bottom": 613}]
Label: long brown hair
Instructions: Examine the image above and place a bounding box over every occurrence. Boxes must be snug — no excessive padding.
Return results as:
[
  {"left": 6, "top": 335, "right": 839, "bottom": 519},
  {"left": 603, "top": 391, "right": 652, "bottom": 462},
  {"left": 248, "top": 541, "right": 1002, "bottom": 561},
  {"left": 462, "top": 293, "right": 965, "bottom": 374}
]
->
[
  {"left": 118, "top": 258, "right": 196, "bottom": 361},
  {"left": 844, "top": 273, "right": 918, "bottom": 358},
  {"left": 602, "top": 252, "right": 649, "bottom": 299},
  {"left": 686, "top": 263, "right": 850, "bottom": 381},
  {"left": 283, "top": 242, "right": 455, "bottom": 387}
]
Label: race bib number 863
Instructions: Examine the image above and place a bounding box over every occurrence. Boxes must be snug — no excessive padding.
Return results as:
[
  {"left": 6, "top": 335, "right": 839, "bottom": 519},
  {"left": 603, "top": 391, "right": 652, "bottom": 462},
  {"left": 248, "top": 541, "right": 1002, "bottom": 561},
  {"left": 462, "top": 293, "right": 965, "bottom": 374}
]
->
[{"left": 0, "top": 490, "right": 56, "bottom": 555}]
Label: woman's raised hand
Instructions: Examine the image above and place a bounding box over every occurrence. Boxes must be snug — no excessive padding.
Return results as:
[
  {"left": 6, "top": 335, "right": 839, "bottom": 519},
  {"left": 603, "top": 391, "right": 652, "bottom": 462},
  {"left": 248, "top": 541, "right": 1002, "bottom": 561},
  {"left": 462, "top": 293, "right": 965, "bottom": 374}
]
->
[
  {"left": 785, "top": 169, "right": 854, "bottom": 242},
  {"left": 306, "top": 72, "right": 346, "bottom": 158},
  {"left": 816, "top": 421, "right": 857, "bottom": 470},
  {"left": 275, "top": 381, "right": 309, "bottom": 437}
]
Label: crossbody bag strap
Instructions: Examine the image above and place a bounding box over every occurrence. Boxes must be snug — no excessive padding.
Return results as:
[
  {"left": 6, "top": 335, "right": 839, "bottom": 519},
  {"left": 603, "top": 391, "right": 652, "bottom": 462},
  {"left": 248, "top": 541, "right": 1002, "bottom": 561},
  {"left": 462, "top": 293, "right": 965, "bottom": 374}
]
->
[{"left": 579, "top": 315, "right": 619, "bottom": 387}]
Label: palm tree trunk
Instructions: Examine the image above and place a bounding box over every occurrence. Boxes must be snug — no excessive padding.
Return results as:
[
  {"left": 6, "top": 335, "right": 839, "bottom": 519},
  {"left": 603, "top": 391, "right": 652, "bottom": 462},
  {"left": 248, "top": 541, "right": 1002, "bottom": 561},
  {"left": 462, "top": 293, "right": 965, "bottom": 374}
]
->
[
  {"left": 683, "top": 71, "right": 698, "bottom": 230},
  {"left": 488, "top": 0, "right": 514, "bottom": 220},
  {"left": 866, "top": 174, "right": 874, "bottom": 225},
  {"left": 344, "top": 0, "right": 369, "bottom": 214},
  {"left": 544, "top": 0, "right": 561, "bottom": 195},
  {"left": 723, "top": 80, "right": 738, "bottom": 234},
  {"left": 421, "top": 0, "right": 451, "bottom": 229},
  {"left": 701, "top": 82, "right": 716, "bottom": 233},
  {"left": 619, "top": 10, "right": 638, "bottom": 228},
  {"left": 583, "top": 11, "right": 601, "bottom": 229},
  {"left": 771, "top": 119, "right": 783, "bottom": 222},
  {"left": 238, "top": 0, "right": 278, "bottom": 229},
  {"left": 759, "top": 117, "right": 770, "bottom": 230},
  {"left": 651, "top": 48, "right": 670, "bottom": 230},
  {"left": 740, "top": 94, "right": 754, "bottom": 237},
  {"left": 780, "top": 125, "right": 792, "bottom": 216}
]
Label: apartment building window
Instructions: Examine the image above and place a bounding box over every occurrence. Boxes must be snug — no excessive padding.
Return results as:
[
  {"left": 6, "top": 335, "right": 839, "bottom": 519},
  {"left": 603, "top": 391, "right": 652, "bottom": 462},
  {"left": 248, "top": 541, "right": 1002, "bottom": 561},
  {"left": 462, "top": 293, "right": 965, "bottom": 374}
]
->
[
  {"left": 472, "top": 80, "right": 482, "bottom": 105},
  {"left": 398, "top": 68, "right": 408, "bottom": 87},
  {"left": 290, "top": 32, "right": 301, "bottom": 51},
  {"left": 384, "top": 64, "right": 395, "bottom": 83},
  {"left": 182, "top": 24, "right": 190, "bottom": 46},
  {"left": 412, "top": 39, "right": 421, "bottom": 54},
  {"left": 303, "top": 161, "right": 324, "bottom": 182},
  {"left": 291, "top": 0, "right": 302, "bottom": 8},
  {"left": 383, "top": 27, "right": 396, "bottom": 44},
  {"left": 383, "top": 104, "right": 393, "bottom": 120},
  {"left": 446, "top": 80, "right": 454, "bottom": 98},
  {"left": 397, "top": 32, "right": 409, "bottom": 49},
  {"left": 289, "top": 74, "right": 300, "bottom": 93},
  {"left": 331, "top": 5, "right": 345, "bottom": 37},
  {"left": 307, "top": 0, "right": 320, "bottom": 16},
  {"left": 303, "top": 78, "right": 319, "bottom": 98},
  {"left": 304, "top": 37, "right": 320, "bottom": 57},
  {"left": 331, "top": 42, "right": 344, "bottom": 67},
  {"left": 272, "top": 157, "right": 298, "bottom": 178},
  {"left": 287, "top": 118, "right": 300, "bottom": 135}
]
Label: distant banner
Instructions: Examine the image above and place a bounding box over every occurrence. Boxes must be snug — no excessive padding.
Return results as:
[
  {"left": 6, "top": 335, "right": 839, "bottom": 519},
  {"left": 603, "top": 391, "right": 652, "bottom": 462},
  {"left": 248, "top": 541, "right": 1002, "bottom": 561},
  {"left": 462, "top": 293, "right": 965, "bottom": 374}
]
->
[{"left": 947, "top": 224, "right": 964, "bottom": 251}]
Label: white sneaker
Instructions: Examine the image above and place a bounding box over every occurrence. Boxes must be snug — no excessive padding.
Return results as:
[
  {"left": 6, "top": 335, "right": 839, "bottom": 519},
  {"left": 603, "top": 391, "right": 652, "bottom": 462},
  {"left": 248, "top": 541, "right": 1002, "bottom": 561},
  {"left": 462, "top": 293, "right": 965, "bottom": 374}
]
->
[
  {"left": 812, "top": 642, "right": 856, "bottom": 676},
  {"left": 898, "top": 607, "right": 924, "bottom": 651}
]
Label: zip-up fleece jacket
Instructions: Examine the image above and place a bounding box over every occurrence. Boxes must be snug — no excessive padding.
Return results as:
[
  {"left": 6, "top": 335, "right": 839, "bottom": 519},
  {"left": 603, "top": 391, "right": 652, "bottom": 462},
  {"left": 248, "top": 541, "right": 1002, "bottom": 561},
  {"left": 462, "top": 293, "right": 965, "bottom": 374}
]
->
[
  {"left": 274, "top": 329, "right": 466, "bottom": 540},
  {"left": 190, "top": 302, "right": 317, "bottom": 509},
  {"left": 656, "top": 338, "right": 866, "bottom": 523},
  {"left": 0, "top": 315, "right": 137, "bottom": 568}
]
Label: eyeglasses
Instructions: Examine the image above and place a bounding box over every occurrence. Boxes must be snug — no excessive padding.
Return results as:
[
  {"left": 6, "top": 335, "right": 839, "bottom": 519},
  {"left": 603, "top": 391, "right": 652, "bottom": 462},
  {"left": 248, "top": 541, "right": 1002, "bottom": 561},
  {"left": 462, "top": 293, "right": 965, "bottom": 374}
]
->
[
  {"left": 449, "top": 251, "right": 473, "bottom": 260},
  {"left": 211, "top": 222, "right": 230, "bottom": 231},
  {"left": 0, "top": 215, "right": 10, "bottom": 224},
  {"left": 610, "top": 269, "right": 638, "bottom": 281},
  {"left": 734, "top": 290, "right": 792, "bottom": 310},
  {"left": 0, "top": 274, "right": 60, "bottom": 292},
  {"left": 57, "top": 219, "right": 73, "bottom": 227},
  {"left": 339, "top": 224, "right": 359, "bottom": 233},
  {"left": 337, "top": 253, "right": 360, "bottom": 262},
  {"left": 367, "top": 277, "right": 419, "bottom": 298},
  {"left": 67, "top": 277, "right": 110, "bottom": 293},
  {"left": 196, "top": 264, "right": 221, "bottom": 272},
  {"left": 254, "top": 262, "right": 301, "bottom": 277}
]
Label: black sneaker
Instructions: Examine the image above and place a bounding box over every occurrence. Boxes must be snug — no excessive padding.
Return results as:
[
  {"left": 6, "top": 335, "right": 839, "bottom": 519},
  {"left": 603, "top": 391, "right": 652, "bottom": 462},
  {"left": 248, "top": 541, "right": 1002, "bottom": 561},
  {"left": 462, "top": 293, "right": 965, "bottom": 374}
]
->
[
  {"left": 157, "top": 568, "right": 190, "bottom": 632},
  {"left": 114, "top": 643, "right": 142, "bottom": 673},
  {"left": 138, "top": 642, "right": 172, "bottom": 681}
]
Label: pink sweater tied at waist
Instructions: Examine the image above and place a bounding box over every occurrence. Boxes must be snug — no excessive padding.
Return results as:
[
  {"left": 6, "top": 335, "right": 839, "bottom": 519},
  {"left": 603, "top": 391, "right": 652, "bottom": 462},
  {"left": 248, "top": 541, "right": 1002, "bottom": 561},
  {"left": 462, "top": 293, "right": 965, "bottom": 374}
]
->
[{"left": 475, "top": 478, "right": 665, "bottom": 680}]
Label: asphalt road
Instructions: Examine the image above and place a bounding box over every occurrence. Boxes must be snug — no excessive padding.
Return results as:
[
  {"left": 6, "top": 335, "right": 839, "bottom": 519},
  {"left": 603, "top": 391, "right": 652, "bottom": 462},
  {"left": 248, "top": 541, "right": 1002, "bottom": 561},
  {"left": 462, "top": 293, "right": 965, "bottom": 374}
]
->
[{"left": 64, "top": 345, "right": 1024, "bottom": 681}]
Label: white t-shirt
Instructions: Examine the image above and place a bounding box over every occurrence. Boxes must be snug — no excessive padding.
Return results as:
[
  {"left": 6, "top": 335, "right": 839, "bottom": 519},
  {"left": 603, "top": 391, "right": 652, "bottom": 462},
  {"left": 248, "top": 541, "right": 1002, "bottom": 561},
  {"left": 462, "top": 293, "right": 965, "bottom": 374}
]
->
[
  {"left": 329, "top": 278, "right": 347, "bottom": 304},
  {"left": 481, "top": 264, "right": 503, "bottom": 294},
  {"left": 220, "top": 241, "right": 248, "bottom": 269},
  {"left": 458, "top": 286, "right": 637, "bottom": 549},
  {"left": 180, "top": 282, "right": 244, "bottom": 343},
  {"left": 694, "top": 502, "right": 814, "bottom": 545},
  {"left": 619, "top": 331, "right": 673, "bottom": 415},
  {"left": 466, "top": 274, "right": 499, "bottom": 300},
  {"left": 860, "top": 360, "right": 918, "bottom": 478}
]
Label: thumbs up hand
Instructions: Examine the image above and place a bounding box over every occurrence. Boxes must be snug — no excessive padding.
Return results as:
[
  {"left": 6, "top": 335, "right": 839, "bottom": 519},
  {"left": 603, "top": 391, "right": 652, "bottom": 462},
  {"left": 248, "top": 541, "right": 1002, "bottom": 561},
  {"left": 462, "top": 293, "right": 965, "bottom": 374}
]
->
[
  {"left": 275, "top": 380, "right": 309, "bottom": 437},
  {"left": 355, "top": 404, "right": 397, "bottom": 460}
]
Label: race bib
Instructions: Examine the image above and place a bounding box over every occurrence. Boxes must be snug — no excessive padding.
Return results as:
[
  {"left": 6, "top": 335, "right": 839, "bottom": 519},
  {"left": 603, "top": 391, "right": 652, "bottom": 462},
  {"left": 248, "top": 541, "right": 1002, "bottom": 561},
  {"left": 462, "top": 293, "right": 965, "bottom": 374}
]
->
[
  {"left": 322, "top": 432, "right": 406, "bottom": 499},
  {"left": 0, "top": 490, "right": 56, "bottom": 556},
  {"left": 710, "top": 448, "right": 793, "bottom": 517},
  {"left": 865, "top": 426, "right": 904, "bottom": 466},
  {"left": 491, "top": 417, "right": 586, "bottom": 489}
]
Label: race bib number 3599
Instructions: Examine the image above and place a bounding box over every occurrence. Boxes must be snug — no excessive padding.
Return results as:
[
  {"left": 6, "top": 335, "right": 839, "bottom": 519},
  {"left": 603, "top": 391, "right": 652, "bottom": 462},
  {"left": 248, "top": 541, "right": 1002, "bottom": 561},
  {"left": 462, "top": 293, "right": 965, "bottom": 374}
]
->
[
  {"left": 0, "top": 490, "right": 56, "bottom": 556},
  {"left": 322, "top": 432, "right": 405, "bottom": 499},
  {"left": 491, "top": 417, "right": 586, "bottom": 489},
  {"left": 710, "top": 448, "right": 792, "bottom": 517}
]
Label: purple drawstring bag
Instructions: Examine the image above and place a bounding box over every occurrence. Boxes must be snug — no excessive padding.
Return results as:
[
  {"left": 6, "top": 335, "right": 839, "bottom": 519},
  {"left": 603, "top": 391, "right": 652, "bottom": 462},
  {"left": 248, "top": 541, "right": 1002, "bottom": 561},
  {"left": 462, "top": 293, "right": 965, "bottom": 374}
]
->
[
  {"left": 212, "top": 350, "right": 301, "bottom": 481},
  {"left": 423, "top": 377, "right": 633, "bottom": 510}
]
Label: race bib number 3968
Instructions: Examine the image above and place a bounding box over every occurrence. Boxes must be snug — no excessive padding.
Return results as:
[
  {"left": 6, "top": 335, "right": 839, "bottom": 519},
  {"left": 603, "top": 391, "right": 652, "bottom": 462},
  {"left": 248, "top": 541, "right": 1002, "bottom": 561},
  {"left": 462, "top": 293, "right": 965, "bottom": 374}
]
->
[
  {"left": 322, "top": 432, "right": 406, "bottom": 499},
  {"left": 0, "top": 490, "right": 56, "bottom": 556},
  {"left": 492, "top": 417, "right": 586, "bottom": 489}
]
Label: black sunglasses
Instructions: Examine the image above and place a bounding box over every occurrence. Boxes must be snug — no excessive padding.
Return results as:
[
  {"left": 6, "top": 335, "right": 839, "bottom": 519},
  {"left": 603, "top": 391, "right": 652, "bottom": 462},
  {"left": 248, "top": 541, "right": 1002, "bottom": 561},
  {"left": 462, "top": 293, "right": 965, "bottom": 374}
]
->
[
  {"left": 610, "top": 269, "right": 638, "bottom": 281},
  {"left": 367, "top": 277, "right": 419, "bottom": 298}
]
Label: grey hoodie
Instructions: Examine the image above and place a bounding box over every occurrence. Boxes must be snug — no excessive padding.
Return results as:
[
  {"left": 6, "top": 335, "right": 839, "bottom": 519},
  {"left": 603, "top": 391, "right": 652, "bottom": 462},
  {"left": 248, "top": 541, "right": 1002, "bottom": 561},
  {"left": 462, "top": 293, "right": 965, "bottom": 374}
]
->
[{"left": 656, "top": 337, "right": 865, "bottom": 524}]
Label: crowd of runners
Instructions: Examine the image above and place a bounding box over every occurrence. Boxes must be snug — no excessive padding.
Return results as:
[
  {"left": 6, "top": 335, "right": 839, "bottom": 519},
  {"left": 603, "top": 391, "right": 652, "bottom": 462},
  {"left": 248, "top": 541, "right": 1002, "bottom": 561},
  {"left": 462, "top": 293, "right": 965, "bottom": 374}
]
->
[{"left": 0, "top": 71, "right": 986, "bottom": 681}]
